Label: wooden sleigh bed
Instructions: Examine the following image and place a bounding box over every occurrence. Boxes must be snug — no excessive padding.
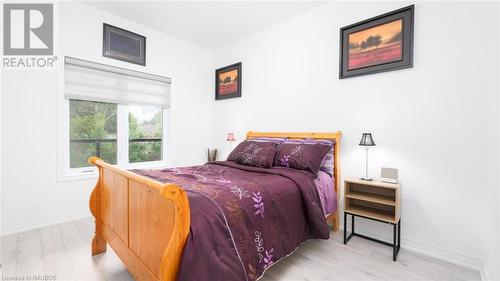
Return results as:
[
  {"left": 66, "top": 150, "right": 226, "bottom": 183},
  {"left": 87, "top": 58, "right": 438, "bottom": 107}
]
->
[{"left": 89, "top": 131, "right": 341, "bottom": 281}]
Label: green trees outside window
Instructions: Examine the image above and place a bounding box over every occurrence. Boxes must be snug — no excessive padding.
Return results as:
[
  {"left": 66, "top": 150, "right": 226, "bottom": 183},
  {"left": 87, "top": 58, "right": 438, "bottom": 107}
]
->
[
  {"left": 69, "top": 100, "right": 163, "bottom": 168},
  {"left": 129, "top": 105, "right": 163, "bottom": 163},
  {"left": 70, "top": 100, "right": 117, "bottom": 168}
]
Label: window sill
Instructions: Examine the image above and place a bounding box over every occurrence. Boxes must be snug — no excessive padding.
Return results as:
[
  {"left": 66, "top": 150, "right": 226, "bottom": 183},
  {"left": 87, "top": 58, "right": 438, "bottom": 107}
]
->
[
  {"left": 57, "top": 161, "right": 170, "bottom": 183},
  {"left": 126, "top": 160, "right": 170, "bottom": 170},
  {"left": 57, "top": 170, "right": 98, "bottom": 183}
]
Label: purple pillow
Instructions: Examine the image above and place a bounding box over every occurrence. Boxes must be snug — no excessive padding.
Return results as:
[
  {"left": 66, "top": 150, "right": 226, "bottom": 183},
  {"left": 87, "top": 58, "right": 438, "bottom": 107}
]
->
[
  {"left": 319, "top": 148, "right": 334, "bottom": 176},
  {"left": 249, "top": 137, "right": 285, "bottom": 144},
  {"left": 227, "top": 141, "right": 278, "bottom": 168},
  {"left": 281, "top": 139, "right": 335, "bottom": 176},
  {"left": 274, "top": 142, "right": 331, "bottom": 175},
  {"left": 312, "top": 140, "right": 335, "bottom": 176}
]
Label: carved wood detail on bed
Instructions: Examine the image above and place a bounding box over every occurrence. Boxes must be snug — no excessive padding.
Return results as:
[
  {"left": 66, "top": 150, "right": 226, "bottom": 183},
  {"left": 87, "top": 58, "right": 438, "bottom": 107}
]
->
[
  {"left": 88, "top": 131, "right": 341, "bottom": 281},
  {"left": 89, "top": 157, "right": 190, "bottom": 281}
]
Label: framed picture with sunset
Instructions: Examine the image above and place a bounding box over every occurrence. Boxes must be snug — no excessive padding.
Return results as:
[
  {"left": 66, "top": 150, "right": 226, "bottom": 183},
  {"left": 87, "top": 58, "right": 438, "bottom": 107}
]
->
[
  {"left": 215, "top": 62, "right": 242, "bottom": 100},
  {"left": 339, "top": 5, "right": 414, "bottom": 79}
]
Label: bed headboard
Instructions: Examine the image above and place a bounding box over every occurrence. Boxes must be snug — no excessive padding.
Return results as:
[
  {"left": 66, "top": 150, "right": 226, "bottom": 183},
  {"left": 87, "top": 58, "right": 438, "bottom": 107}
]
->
[{"left": 246, "top": 131, "right": 342, "bottom": 196}]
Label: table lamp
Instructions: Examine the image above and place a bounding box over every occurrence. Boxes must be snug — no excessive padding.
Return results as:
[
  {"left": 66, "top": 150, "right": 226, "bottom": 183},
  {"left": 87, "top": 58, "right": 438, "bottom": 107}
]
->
[
  {"left": 226, "top": 132, "right": 236, "bottom": 152},
  {"left": 359, "top": 133, "right": 376, "bottom": 181}
]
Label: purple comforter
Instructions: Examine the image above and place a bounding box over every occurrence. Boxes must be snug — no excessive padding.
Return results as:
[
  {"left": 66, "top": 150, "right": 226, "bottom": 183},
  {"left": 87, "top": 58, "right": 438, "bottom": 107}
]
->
[{"left": 133, "top": 161, "right": 330, "bottom": 281}]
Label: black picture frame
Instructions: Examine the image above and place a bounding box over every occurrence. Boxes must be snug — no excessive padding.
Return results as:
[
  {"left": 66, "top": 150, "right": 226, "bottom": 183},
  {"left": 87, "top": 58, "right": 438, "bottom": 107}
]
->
[
  {"left": 339, "top": 5, "right": 414, "bottom": 79},
  {"left": 215, "top": 62, "right": 242, "bottom": 100},
  {"left": 103, "top": 23, "right": 146, "bottom": 66}
]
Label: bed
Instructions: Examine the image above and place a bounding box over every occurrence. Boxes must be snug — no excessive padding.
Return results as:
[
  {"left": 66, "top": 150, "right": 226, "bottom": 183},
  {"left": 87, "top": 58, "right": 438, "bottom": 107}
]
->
[{"left": 89, "top": 131, "right": 341, "bottom": 281}]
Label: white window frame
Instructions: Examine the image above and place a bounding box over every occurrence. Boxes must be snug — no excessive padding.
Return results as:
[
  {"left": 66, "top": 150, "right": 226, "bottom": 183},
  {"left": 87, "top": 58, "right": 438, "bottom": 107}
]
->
[{"left": 57, "top": 59, "right": 170, "bottom": 182}]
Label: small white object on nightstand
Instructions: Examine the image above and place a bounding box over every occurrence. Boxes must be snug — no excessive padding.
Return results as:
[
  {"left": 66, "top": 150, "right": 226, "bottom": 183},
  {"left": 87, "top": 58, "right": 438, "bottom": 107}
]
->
[{"left": 381, "top": 167, "right": 398, "bottom": 184}]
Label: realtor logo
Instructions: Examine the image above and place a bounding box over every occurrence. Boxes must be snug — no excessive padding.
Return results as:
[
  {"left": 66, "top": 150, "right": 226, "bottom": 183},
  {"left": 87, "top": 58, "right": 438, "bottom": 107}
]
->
[{"left": 3, "top": 3, "right": 53, "bottom": 55}]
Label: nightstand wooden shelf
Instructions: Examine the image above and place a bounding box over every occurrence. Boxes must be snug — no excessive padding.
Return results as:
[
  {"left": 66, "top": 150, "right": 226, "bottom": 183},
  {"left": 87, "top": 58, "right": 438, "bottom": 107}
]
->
[{"left": 343, "top": 178, "right": 401, "bottom": 261}]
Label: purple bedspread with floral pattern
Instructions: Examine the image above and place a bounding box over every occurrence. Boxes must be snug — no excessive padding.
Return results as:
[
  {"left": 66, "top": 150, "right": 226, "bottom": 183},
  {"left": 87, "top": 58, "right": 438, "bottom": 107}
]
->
[{"left": 132, "top": 161, "right": 330, "bottom": 281}]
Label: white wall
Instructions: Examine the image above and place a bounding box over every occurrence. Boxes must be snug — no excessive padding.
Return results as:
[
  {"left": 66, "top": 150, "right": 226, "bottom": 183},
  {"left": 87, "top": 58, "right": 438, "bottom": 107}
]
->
[
  {"left": 213, "top": 1, "right": 499, "bottom": 269},
  {"left": 483, "top": 3, "right": 500, "bottom": 280},
  {"left": 1, "top": 2, "right": 214, "bottom": 234},
  {"left": 484, "top": 163, "right": 500, "bottom": 281}
]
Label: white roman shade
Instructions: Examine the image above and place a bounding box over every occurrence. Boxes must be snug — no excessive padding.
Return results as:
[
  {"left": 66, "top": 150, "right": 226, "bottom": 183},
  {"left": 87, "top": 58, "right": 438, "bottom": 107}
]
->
[{"left": 65, "top": 57, "right": 171, "bottom": 108}]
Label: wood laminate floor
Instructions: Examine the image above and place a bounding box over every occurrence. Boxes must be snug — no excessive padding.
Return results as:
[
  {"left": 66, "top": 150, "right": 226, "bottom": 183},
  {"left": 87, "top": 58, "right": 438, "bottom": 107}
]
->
[{"left": 1, "top": 217, "right": 481, "bottom": 281}]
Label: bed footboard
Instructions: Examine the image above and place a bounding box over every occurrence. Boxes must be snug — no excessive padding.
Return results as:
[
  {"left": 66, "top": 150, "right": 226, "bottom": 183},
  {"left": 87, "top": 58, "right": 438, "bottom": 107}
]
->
[{"left": 89, "top": 157, "right": 190, "bottom": 281}]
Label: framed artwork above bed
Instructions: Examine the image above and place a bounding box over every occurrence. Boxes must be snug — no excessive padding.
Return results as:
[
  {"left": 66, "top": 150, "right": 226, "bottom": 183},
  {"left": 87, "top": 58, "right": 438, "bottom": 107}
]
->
[
  {"left": 339, "top": 5, "right": 414, "bottom": 79},
  {"left": 215, "top": 62, "right": 242, "bottom": 100}
]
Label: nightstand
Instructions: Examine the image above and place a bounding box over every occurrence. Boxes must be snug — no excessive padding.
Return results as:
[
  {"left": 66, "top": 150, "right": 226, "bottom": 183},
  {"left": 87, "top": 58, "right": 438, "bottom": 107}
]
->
[{"left": 343, "top": 178, "right": 401, "bottom": 261}]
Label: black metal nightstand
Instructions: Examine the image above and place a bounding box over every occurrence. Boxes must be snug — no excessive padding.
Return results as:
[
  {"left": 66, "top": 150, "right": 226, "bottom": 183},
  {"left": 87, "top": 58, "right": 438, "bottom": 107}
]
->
[{"left": 343, "top": 179, "right": 401, "bottom": 261}]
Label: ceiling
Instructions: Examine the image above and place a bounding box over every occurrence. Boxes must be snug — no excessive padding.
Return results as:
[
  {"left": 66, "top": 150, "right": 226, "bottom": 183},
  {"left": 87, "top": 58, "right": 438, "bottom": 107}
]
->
[{"left": 84, "top": 1, "right": 325, "bottom": 49}]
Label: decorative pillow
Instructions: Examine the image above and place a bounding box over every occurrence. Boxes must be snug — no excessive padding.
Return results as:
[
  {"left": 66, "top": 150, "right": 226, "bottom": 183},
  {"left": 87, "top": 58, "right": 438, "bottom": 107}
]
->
[
  {"left": 227, "top": 141, "right": 278, "bottom": 168},
  {"left": 248, "top": 137, "right": 285, "bottom": 144},
  {"left": 313, "top": 140, "right": 335, "bottom": 176},
  {"left": 274, "top": 142, "right": 331, "bottom": 175},
  {"left": 279, "top": 139, "right": 335, "bottom": 176},
  {"left": 319, "top": 147, "right": 334, "bottom": 176}
]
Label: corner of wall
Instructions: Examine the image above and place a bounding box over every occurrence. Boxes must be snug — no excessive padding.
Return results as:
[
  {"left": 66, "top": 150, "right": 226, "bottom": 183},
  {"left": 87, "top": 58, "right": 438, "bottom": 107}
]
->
[{"left": 481, "top": 3, "right": 500, "bottom": 281}]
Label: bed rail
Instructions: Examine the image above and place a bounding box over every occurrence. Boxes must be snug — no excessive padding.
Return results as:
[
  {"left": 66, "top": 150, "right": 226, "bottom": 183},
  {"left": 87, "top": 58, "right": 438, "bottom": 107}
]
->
[{"left": 89, "top": 157, "right": 190, "bottom": 281}]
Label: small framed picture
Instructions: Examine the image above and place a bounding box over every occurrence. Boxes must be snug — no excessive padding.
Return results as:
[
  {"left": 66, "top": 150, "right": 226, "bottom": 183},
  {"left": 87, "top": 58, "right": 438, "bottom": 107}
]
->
[
  {"left": 103, "top": 23, "right": 146, "bottom": 66},
  {"left": 215, "top": 62, "right": 242, "bottom": 100},
  {"left": 339, "top": 5, "right": 414, "bottom": 79}
]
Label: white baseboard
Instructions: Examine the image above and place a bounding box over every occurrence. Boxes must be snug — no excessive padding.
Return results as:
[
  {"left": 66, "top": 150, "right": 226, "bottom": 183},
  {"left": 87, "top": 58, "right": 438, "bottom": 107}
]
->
[
  {"left": 401, "top": 235, "right": 482, "bottom": 271},
  {"left": 481, "top": 265, "right": 491, "bottom": 281},
  {"left": 339, "top": 227, "right": 484, "bottom": 277},
  {"left": 400, "top": 236, "right": 489, "bottom": 281},
  {"left": 1, "top": 209, "right": 91, "bottom": 236}
]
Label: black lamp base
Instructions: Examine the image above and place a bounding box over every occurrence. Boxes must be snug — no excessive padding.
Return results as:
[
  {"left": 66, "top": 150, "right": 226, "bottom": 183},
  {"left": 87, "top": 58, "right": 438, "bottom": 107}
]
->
[{"left": 360, "top": 177, "right": 373, "bottom": 181}]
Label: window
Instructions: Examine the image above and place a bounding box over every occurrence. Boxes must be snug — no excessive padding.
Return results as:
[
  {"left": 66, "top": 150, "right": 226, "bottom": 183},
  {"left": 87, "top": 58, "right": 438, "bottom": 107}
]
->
[
  {"left": 70, "top": 100, "right": 117, "bottom": 168},
  {"left": 67, "top": 100, "right": 166, "bottom": 171},
  {"left": 129, "top": 105, "right": 163, "bottom": 163},
  {"left": 59, "top": 57, "right": 171, "bottom": 181}
]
